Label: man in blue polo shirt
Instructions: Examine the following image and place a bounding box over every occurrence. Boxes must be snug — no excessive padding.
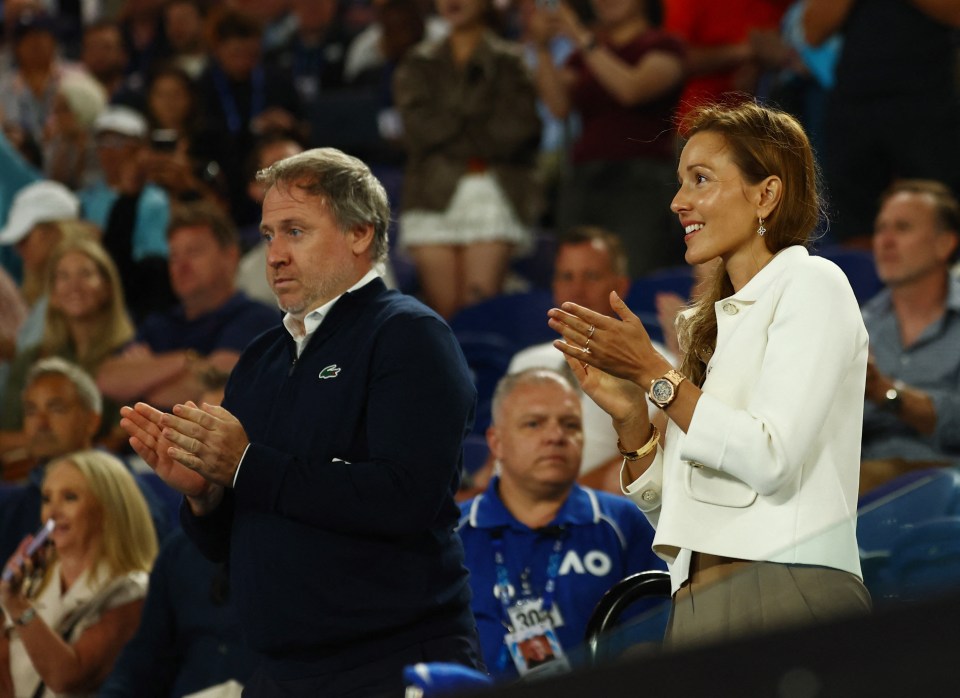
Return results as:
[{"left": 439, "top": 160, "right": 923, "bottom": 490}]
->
[
  {"left": 459, "top": 368, "right": 664, "bottom": 682},
  {"left": 97, "top": 200, "right": 278, "bottom": 410}
]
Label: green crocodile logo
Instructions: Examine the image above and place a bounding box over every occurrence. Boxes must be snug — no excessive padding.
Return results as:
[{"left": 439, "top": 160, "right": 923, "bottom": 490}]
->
[{"left": 318, "top": 364, "right": 342, "bottom": 379}]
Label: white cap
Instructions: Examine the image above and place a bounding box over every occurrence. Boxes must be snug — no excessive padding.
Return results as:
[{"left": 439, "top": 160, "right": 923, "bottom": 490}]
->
[
  {"left": 0, "top": 180, "right": 81, "bottom": 245},
  {"left": 93, "top": 105, "right": 148, "bottom": 139}
]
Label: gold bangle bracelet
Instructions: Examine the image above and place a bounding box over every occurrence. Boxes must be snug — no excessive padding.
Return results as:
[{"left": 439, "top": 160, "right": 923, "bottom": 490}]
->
[{"left": 617, "top": 425, "right": 660, "bottom": 462}]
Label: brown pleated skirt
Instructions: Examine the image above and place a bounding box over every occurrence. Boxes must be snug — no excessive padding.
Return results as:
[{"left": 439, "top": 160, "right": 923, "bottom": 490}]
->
[{"left": 666, "top": 559, "right": 873, "bottom": 650}]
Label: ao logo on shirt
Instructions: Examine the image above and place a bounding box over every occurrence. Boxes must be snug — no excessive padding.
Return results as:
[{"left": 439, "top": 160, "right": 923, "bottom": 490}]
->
[
  {"left": 558, "top": 549, "right": 612, "bottom": 577},
  {"left": 493, "top": 550, "right": 613, "bottom": 598}
]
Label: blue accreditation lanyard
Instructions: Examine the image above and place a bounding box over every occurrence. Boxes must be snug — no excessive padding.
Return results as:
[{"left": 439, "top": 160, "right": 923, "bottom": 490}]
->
[
  {"left": 210, "top": 63, "right": 265, "bottom": 135},
  {"left": 492, "top": 527, "right": 566, "bottom": 670}
]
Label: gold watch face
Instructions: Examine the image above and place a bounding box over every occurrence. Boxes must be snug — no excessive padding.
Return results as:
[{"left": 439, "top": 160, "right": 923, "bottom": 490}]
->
[{"left": 650, "top": 378, "right": 675, "bottom": 406}]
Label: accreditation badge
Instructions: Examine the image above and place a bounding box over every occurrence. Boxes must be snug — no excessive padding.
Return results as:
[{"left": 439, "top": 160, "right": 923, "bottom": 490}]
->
[
  {"left": 503, "top": 600, "right": 570, "bottom": 678},
  {"left": 506, "top": 597, "right": 565, "bottom": 632},
  {"left": 504, "top": 622, "right": 569, "bottom": 677}
]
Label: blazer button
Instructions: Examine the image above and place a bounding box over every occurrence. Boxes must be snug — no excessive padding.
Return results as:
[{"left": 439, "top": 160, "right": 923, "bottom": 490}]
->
[
  {"left": 641, "top": 489, "right": 659, "bottom": 503},
  {"left": 686, "top": 460, "right": 704, "bottom": 469},
  {"left": 722, "top": 302, "right": 739, "bottom": 315}
]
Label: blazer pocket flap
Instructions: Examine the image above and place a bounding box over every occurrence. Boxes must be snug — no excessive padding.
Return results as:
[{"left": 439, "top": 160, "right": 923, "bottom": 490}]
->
[{"left": 684, "top": 464, "right": 758, "bottom": 508}]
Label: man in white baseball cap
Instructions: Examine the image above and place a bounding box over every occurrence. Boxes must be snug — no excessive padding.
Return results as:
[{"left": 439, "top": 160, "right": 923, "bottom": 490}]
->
[
  {"left": 0, "top": 179, "right": 80, "bottom": 247},
  {"left": 92, "top": 104, "right": 148, "bottom": 140}
]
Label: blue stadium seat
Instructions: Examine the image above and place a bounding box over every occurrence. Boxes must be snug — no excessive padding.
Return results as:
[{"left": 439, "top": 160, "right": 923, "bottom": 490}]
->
[
  {"left": 857, "top": 468, "right": 960, "bottom": 554},
  {"left": 511, "top": 229, "right": 559, "bottom": 290},
  {"left": 625, "top": 266, "right": 694, "bottom": 345},
  {"left": 626, "top": 265, "right": 694, "bottom": 315},
  {"left": 454, "top": 331, "right": 516, "bottom": 436},
  {"left": 582, "top": 570, "right": 672, "bottom": 667},
  {"left": 449, "top": 289, "right": 555, "bottom": 352},
  {"left": 857, "top": 468, "right": 960, "bottom": 608},
  {"left": 814, "top": 245, "right": 883, "bottom": 305},
  {"left": 881, "top": 516, "right": 960, "bottom": 603},
  {"left": 450, "top": 290, "right": 557, "bottom": 435}
]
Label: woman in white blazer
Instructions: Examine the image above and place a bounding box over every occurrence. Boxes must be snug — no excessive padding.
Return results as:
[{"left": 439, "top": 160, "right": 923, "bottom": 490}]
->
[{"left": 547, "top": 100, "right": 872, "bottom": 648}]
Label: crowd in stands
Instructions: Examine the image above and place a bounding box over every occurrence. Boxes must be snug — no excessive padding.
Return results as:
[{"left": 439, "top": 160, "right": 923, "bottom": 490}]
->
[{"left": 0, "top": 0, "right": 958, "bottom": 694}]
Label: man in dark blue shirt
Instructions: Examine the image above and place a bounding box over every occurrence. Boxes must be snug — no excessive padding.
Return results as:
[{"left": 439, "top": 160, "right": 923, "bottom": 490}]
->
[
  {"left": 121, "top": 148, "right": 483, "bottom": 697},
  {"left": 97, "top": 200, "right": 278, "bottom": 411}
]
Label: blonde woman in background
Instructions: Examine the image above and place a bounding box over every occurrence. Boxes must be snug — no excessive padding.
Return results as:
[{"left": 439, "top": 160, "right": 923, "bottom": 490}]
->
[
  {"left": 1, "top": 236, "right": 132, "bottom": 451},
  {"left": 0, "top": 450, "right": 157, "bottom": 697}
]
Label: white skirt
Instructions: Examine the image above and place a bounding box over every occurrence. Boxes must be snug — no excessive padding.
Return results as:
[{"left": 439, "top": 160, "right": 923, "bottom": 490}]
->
[{"left": 399, "top": 173, "right": 532, "bottom": 254}]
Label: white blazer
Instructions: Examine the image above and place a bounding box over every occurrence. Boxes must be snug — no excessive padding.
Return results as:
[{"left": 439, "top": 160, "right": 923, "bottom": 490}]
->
[{"left": 623, "top": 246, "right": 868, "bottom": 593}]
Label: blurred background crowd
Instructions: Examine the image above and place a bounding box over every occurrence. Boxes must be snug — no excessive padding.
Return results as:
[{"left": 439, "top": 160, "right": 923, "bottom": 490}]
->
[{"left": 0, "top": 0, "right": 958, "bottom": 694}]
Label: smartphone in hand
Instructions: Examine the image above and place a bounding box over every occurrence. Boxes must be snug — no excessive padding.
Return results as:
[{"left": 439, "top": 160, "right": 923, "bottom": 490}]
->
[
  {"left": 150, "top": 129, "right": 178, "bottom": 153},
  {"left": 2, "top": 519, "right": 55, "bottom": 583}
]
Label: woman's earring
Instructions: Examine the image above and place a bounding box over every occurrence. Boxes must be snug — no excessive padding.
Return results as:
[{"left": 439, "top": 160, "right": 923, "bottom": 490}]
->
[{"left": 757, "top": 216, "right": 766, "bottom": 237}]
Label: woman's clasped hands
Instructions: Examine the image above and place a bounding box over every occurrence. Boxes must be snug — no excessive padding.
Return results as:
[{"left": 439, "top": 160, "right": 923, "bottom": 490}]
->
[{"left": 547, "top": 290, "right": 672, "bottom": 441}]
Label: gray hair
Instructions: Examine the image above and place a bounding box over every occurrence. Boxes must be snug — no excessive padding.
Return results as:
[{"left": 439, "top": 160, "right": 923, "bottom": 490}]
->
[
  {"left": 256, "top": 148, "right": 391, "bottom": 263},
  {"left": 557, "top": 226, "right": 630, "bottom": 277},
  {"left": 491, "top": 367, "right": 577, "bottom": 425},
  {"left": 25, "top": 357, "right": 103, "bottom": 415}
]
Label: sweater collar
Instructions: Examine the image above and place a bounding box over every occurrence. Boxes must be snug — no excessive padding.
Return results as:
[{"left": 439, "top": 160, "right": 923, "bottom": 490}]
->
[{"left": 282, "top": 270, "right": 381, "bottom": 353}]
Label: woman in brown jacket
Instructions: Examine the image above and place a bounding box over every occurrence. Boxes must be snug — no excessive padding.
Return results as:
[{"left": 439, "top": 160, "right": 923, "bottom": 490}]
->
[{"left": 394, "top": 0, "right": 542, "bottom": 319}]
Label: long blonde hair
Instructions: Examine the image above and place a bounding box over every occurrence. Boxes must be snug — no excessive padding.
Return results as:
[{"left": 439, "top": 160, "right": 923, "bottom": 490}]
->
[
  {"left": 41, "top": 237, "right": 134, "bottom": 374},
  {"left": 676, "top": 101, "right": 823, "bottom": 387},
  {"left": 41, "top": 450, "right": 157, "bottom": 590},
  {"left": 20, "top": 220, "right": 99, "bottom": 307}
]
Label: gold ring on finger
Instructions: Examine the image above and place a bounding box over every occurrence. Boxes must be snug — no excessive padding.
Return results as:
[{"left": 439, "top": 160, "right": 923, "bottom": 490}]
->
[{"left": 587, "top": 324, "right": 596, "bottom": 339}]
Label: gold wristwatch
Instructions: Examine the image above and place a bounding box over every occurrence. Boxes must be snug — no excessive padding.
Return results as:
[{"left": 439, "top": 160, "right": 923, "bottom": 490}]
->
[{"left": 648, "top": 369, "right": 685, "bottom": 409}]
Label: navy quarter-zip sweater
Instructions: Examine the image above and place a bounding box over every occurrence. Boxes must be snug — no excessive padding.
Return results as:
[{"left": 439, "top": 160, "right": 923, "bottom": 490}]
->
[{"left": 181, "top": 278, "right": 478, "bottom": 679}]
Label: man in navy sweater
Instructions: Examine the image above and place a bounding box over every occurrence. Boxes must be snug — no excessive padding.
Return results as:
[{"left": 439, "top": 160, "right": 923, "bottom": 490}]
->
[{"left": 121, "top": 148, "right": 483, "bottom": 696}]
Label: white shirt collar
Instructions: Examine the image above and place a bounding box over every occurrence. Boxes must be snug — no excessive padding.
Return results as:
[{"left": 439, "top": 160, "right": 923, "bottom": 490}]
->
[{"left": 282, "top": 268, "right": 380, "bottom": 356}]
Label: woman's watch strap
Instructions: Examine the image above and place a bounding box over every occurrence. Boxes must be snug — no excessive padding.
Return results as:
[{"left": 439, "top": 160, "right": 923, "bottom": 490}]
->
[{"left": 14, "top": 607, "right": 37, "bottom": 626}]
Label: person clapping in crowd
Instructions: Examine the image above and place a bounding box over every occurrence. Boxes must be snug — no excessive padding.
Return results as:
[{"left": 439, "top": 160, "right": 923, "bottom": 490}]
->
[
  {"left": 529, "top": 0, "right": 685, "bottom": 276},
  {"left": 549, "top": 100, "right": 872, "bottom": 648}
]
